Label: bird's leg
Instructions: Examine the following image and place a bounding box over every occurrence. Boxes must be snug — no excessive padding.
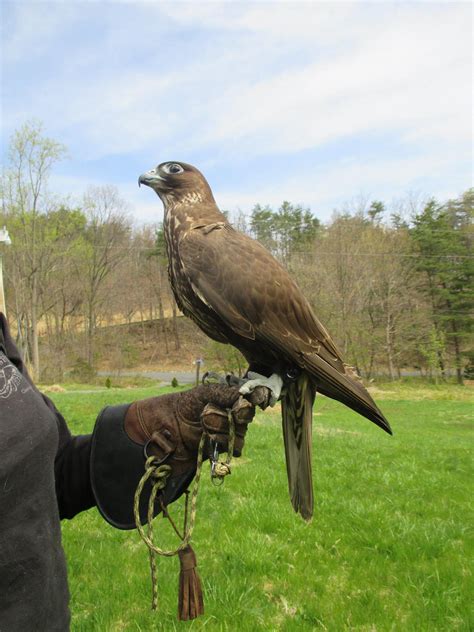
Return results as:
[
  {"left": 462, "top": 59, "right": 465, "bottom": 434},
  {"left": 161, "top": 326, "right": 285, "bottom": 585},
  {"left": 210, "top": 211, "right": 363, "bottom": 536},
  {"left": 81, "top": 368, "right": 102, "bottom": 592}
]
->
[
  {"left": 239, "top": 372, "right": 284, "bottom": 408},
  {"left": 202, "top": 369, "right": 283, "bottom": 409}
]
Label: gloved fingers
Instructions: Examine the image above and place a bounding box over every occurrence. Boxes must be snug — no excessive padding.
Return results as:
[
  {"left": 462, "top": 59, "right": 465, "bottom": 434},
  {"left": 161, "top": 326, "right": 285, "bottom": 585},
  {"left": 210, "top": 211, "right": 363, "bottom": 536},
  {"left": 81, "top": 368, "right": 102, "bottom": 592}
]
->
[
  {"left": 231, "top": 396, "right": 254, "bottom": 456},
  {"left": 200, "top": 402, "right": 250, "bottom": 457},
  {"left": 176, "top": 384, "right": 241, "bottom": 426},
  {"left": 200, "top": 403, "right": 229, "bottom": 440},
  {"left": 244, "top": 385, "right": 272, "bottom": 409},
  {"left": 231, "top": 395, "right": 256, "bottom": 424},
  {"left": 201, "top": 399, "right": 254, "bottom": 433},
  {"left": 195, "top": 383, "right": 242, "bottom": 410}
]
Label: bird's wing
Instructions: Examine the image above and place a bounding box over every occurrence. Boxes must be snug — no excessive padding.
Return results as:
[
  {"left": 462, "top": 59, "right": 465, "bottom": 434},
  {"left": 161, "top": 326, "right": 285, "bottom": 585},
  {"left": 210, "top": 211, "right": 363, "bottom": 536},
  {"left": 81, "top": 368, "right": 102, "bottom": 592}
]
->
[
  {"left": 179, "top": 225, "right": 391, "bottom": 434},
  {"left": 179, "top": 225, "right": 343, "bottom": 370}
]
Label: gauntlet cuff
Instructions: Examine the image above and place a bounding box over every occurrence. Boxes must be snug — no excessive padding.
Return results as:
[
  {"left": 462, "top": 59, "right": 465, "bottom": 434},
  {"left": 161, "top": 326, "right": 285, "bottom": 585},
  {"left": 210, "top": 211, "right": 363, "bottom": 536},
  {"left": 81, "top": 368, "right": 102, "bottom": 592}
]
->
[{"left": 90, "top": 404, "right": 195, "bottom": 530}]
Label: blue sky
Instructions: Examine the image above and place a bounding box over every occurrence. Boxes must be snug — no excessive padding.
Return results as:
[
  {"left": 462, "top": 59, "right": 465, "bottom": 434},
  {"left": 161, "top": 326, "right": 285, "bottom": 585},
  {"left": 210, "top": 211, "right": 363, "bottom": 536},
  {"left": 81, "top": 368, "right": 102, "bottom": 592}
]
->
[{"left": 1, "top": 1, "right": 472, "bottom": 225}]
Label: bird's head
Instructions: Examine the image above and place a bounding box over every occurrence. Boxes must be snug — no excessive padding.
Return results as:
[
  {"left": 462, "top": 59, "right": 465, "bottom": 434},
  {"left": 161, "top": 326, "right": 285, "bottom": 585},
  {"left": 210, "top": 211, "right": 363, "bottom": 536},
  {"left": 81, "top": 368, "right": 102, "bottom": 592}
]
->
[{"left": 138, "top": 161, "right": 215, "bottom": 209}]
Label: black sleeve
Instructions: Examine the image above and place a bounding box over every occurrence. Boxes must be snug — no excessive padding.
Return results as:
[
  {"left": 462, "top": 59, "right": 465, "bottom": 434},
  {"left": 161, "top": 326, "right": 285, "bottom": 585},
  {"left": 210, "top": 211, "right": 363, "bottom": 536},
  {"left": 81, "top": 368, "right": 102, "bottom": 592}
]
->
[
  {"left": 55, "top": 435, "right": 95, "bottom": 519},
  {"left": 0, "top": 313, "right": 96, "bottom": 519},
  {"left": 46, "top": 397, "right": 96, "bottom": 520},
  {"left": 1, "top": 312, "right": 186, "bottom": 527}
]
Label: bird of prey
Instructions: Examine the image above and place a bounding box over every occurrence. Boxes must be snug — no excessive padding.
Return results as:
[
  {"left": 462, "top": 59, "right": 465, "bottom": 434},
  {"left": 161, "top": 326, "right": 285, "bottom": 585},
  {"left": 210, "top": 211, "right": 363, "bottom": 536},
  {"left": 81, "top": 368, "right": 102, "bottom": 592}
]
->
[{"left": 139, "top": 161, "right": 392, "bottom": 521}]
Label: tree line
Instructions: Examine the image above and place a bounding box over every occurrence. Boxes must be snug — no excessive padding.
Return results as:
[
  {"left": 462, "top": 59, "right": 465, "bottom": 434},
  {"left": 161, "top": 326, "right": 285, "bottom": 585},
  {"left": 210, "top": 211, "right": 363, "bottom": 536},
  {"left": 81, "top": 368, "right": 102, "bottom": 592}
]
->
[
  {"left": 245, "top": 193, "right": 472, "bottom": 384},
  {"left": 1, "top": 122, "right": 472, "bottom": 383}
]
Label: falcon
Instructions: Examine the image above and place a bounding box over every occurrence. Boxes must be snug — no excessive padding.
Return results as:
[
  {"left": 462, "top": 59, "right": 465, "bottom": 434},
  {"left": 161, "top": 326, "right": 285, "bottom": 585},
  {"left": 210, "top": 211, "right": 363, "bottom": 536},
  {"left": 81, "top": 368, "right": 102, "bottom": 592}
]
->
[{"left": 139, "top": 161, "right": 392, "bottom": 521}]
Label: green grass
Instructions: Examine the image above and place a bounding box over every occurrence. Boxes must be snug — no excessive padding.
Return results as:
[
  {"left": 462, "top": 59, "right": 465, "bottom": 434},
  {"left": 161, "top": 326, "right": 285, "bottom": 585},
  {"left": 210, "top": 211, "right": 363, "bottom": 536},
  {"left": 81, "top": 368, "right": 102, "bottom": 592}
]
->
[
  {"left": 51, "top": 384, "right": 473, "bottom": 631},
  {"left": 39, "top": 375, "right": 162, "bottom": 391}
]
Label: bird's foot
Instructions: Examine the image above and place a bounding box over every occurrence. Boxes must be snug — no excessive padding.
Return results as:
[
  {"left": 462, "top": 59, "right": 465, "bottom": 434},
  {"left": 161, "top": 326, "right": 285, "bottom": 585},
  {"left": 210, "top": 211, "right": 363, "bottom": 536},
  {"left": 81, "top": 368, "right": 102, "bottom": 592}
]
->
[
  {"left": 202, "top": 371, "right": 283, "bottom": 409},
  {"left": 239, "top": 372, "right": 283, "bottom": 408},
  {"left": 202, "top": 371, "right": 245, "bottom": 387}
]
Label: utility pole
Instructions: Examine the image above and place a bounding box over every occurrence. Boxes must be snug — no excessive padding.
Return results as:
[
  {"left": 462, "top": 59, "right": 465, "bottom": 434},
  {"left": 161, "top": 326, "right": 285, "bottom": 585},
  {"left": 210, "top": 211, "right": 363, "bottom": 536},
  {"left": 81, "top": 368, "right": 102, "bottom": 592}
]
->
[
  {"left": 0, "top": 227, "right": 12, "bottom": 317},
  {"left": 194, "top": 357, "right": 204, "bottom": 385}
]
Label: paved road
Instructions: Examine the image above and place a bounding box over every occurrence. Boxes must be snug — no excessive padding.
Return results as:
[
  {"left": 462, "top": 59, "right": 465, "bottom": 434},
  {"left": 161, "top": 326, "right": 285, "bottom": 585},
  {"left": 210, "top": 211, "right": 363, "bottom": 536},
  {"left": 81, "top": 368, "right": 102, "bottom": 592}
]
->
[
  {"left": 98, "top": 369, "right": 450, "bottom": 384},
  {"left": 98, "top": 370, "right": 196, "bottom": 385}
]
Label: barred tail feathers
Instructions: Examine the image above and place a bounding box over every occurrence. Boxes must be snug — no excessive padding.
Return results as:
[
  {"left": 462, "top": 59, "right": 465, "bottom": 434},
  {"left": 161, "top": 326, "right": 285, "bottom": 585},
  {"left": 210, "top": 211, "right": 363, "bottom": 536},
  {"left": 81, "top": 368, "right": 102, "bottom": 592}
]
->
[{"left": 281, "top": 374, "right": 316, "bottom": 521}]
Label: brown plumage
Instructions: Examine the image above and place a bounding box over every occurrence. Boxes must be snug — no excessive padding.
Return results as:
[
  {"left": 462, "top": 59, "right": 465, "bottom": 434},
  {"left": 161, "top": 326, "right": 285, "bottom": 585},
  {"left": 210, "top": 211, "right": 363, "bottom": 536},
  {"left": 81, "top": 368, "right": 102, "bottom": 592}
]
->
[{"left": 139, "top": 161, "right": 392, "bottom": 521}]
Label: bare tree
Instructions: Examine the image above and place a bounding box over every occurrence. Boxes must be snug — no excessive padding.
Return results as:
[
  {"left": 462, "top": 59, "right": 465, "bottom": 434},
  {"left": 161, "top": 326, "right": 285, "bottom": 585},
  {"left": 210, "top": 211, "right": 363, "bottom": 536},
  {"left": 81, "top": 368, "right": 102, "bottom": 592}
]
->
[
  {"left": 39, "top": 208, "right": 87, "bottom": 379},
  {"left": 79, "top": 185, "right": 131, "bottom": 367},
  {"left": 1, "top": 121, "right": 67, "bottom": 379},
  {"left": 290, "top": 210, "right": 430, "bottom": 379}
]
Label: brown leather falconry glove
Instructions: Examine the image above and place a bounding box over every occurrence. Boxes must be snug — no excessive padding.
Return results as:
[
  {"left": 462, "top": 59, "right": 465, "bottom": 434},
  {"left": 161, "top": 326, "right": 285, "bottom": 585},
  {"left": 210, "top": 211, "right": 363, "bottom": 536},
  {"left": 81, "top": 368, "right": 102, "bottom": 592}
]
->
[
  {"left": 90, "top": 384, "right": 256, "bottom": 530},
  {"left": 124, "top": 383, "right": 255, "bottom": 463}
]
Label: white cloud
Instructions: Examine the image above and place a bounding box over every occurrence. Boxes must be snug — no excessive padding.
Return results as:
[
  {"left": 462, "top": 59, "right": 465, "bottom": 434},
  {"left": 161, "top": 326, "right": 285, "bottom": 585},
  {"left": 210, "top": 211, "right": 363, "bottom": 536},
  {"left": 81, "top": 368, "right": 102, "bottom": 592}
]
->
[
  {"left": 3, "top": 1, "right": 471, "bottom": 214},
  {"left": 2, "top": 2, "right": 77, "bottom": 64},
  {"left": 48, "top": 3, "right": 470, "bottom": 161},
  {"left": 6, "top": 3, "right": 468, "bottom": 153},
  {"left": 193, "top": 4, "right": 471, "bottom": 154}
]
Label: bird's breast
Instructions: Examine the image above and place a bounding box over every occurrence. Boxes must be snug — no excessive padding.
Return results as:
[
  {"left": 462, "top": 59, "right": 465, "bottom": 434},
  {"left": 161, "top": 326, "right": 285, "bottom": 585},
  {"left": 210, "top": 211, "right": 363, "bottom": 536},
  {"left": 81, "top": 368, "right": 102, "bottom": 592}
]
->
[{"left": 164, "top": 216, "right": 229, "bottom": 343}]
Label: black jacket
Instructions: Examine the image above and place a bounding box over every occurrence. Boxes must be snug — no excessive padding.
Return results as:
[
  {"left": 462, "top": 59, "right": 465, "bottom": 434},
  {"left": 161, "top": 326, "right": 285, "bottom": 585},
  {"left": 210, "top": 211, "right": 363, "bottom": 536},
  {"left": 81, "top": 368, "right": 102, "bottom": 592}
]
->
[{"left": 0, "top": 314, "right": 95, "bottom": 631}]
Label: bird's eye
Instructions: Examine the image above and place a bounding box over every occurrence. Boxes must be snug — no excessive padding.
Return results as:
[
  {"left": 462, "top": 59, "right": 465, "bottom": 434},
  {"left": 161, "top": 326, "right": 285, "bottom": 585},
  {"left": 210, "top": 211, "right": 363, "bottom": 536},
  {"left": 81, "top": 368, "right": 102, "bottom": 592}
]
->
[{"left": 163, "top": 163, "right": 184, "bottom": 175}]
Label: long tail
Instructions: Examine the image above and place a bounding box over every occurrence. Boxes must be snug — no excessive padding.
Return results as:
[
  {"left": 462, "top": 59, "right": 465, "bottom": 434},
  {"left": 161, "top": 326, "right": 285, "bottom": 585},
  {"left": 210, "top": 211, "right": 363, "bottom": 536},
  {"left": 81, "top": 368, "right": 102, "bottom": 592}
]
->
[{"left": 281, "top": 373, "right": 316, "bottom": 521}]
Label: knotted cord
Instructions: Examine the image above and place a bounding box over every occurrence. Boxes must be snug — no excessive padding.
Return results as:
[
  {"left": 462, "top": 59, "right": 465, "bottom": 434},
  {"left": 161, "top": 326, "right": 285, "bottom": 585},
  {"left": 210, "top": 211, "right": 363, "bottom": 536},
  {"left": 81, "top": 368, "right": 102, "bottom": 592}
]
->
[
  {"left": 210, "top": 413, "right": 235, "bottom": 483},
  {"left": 133, "top": 414, "right": 235, "bottom": 612}
]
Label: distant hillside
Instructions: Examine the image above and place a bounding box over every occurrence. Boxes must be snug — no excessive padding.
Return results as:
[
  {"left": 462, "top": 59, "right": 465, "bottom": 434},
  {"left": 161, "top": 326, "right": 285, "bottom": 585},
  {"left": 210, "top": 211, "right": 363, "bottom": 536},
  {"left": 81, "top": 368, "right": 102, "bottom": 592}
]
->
[{"left": 96, "top": 316, "right": 211, "bottom": 372}]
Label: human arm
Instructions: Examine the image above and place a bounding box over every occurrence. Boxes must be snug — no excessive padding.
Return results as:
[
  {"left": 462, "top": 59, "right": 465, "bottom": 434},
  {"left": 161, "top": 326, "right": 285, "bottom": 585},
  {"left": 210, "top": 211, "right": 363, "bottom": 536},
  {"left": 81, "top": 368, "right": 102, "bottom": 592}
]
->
[
  {"left": 0, "top": 313, "right": 95, "bottom": 519},
  {"left": 0, "top": 313, "right": 255, "bottom": 527}
]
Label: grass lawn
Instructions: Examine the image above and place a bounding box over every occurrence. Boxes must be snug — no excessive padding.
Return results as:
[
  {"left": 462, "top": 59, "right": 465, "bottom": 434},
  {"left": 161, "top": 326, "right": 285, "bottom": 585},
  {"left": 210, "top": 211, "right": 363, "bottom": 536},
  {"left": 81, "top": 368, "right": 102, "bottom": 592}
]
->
[{"left": 51, "top": 383, "right": 473, "bottom": 631}]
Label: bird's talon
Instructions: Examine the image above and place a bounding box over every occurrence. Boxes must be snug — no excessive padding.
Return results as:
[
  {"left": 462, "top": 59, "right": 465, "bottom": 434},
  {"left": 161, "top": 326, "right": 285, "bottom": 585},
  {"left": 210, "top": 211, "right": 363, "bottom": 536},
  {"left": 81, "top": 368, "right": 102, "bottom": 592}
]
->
[
  {"left": 225, "top": 373, "right": 246, "bottom": 387},
  {"left": 202, "top": 371, "right": 224, "bottom": 385}
]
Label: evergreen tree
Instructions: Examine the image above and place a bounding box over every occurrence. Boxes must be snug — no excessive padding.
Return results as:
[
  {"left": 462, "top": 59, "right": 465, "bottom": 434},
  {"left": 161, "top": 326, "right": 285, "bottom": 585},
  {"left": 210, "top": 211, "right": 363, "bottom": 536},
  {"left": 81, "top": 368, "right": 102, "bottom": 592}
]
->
[
  {"left": 368, "top": 200, "right": 385, "bottom": 224},
  {"left": 250, "top": 204, "right": 276, "bottom": 253},
  {"left": 411, "top": 193, "right": 473, "bottom": 383},
  {"left": 250, "top": 201, "right": 320, "bottom": 260}
]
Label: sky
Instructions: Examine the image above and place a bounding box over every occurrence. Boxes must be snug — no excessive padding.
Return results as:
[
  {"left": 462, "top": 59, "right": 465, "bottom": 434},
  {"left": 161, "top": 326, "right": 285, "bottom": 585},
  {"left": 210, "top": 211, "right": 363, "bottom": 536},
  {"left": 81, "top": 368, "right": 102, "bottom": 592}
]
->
[{"left": 1, "top": 1, "right": 472, "bottom": 225}]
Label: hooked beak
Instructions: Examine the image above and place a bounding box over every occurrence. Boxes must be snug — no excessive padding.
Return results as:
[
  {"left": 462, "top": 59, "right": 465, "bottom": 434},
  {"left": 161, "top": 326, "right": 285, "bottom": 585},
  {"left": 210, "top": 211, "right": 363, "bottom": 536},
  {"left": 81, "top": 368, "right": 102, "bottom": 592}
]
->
[{"left": 138, "top": 169, "right": 164, "bottom": 188}]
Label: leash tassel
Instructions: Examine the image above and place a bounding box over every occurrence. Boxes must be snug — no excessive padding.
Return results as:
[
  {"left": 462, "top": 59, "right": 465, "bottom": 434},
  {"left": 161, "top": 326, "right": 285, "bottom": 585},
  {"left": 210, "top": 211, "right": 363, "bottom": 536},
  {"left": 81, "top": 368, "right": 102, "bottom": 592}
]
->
[{"left": 178, "top": 545, "right": 204, "bottom": 620}]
